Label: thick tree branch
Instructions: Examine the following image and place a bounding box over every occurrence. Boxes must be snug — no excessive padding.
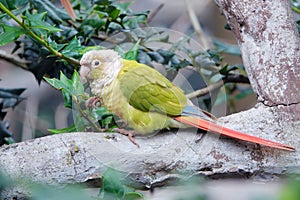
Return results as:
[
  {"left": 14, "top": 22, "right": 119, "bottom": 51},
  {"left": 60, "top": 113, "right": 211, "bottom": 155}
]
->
[{"left": 0, "top": 103, "right": 299, "bottom": 189}]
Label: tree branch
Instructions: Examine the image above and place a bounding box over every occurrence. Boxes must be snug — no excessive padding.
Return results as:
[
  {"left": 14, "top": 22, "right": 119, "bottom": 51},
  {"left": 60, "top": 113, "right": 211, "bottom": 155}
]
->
[
  {"left": 0, "top": 103, "right": 298, "bottom": 190},
  {"left": 223, "top": 74, "right": 250, "bottom": 84},
  {"left": 147, "top": 3, "right": 164, "bottom": 23},
  {"left": 185, "top": 0, "right": 210, "bottom": 50},
  {"left": 186, "top": 74, "right": 250, "bottom": 99},
  {"left": 0, "top": 50, "right": 30, "bottom": 70},
  {"left": 186, "top": 80, "right": 224, "bottom": 99}
]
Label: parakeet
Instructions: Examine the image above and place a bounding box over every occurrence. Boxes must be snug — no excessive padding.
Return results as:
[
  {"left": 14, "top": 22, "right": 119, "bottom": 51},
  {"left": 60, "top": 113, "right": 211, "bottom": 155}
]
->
[{"left": 79, "top": 49, "right": 295, "bottom": 151}]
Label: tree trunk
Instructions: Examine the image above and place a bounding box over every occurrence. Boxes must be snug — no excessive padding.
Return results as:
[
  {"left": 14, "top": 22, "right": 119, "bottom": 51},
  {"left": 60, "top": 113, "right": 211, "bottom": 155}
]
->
[{"left": 215, "top": 0, "right": 300, "bottom": 109}]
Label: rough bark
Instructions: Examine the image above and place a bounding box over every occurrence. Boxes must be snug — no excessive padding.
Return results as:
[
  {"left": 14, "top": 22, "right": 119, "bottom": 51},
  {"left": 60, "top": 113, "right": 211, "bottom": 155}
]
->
[
  {"left": 0, "top": 104, "right": 299, "bottom": 191},
  {"left": 215, "top": 0, "right": 300, "bottom": 108}
]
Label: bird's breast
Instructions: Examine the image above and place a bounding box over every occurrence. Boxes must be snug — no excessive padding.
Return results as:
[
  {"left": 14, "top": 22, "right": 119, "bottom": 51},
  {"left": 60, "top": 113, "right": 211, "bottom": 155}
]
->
[{"left": 91, "top": 78, "right": 127, "bottom": 118}]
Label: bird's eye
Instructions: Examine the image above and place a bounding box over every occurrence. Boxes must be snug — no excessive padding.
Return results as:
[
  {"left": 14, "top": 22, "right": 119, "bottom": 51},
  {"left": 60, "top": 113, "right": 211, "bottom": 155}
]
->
[{"left": 94, "top": 60, "right": 100, "bottom": 66}]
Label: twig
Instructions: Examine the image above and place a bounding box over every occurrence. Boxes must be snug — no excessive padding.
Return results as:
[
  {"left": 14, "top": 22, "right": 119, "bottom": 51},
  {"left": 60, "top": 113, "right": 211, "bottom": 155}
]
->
[
  {"left": 224, "top": 74, "right": 250, "bottom": 84},
  {"left": 60, "top": 0, "right": 76, "bottom": 20},
  {"left": 0, "top": 3, "right": 80, "bottom": 66},
  {"left": 185, "top": 0, "right": 210, "bottom": 50},
  {"left": 186, "top": 80, "right": 224, "bottom": 99},
  {"left": 0, "top": 50, "right": 30, "bottom": 70},
  {"left": 186, "top": 74, "right": 250, "bottom": 99},
  {"left": 147, "top": 3, "right": 164, "bottom": 23},
  {"left": 73, "top": 96, "right": 105, "bottom": 132}
]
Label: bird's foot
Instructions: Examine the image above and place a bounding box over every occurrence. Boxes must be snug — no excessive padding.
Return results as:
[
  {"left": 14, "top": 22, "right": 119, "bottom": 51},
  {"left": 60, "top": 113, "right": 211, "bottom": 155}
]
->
[
  {"left": 85, "top": 96, "right": 102, "bottom": 108},
  {"left": 113, "top": 128, "right": 140, "bottom": 148}
]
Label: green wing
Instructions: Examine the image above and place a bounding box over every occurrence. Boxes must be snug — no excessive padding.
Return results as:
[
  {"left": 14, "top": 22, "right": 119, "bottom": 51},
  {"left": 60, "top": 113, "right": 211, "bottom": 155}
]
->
[{"left": 118, "top": 59, "right": 187, "bottom": 116}]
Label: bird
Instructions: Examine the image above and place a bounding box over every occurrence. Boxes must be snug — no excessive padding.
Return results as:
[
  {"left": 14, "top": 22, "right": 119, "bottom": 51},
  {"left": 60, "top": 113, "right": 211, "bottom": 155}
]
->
[{"left": 79, "top": 49, "right": 295, "bottom": 151}]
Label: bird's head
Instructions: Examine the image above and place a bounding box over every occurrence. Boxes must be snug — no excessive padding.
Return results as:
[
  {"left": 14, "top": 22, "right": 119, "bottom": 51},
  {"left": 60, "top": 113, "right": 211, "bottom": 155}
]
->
[{"left": 79, "top": 49, "right": 122, "bottom": 84}]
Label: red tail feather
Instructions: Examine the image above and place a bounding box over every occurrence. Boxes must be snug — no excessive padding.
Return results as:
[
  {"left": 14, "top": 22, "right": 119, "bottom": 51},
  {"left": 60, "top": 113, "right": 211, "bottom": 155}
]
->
[{"left": 175, "top": 116, "right": 295, "bottom": 151}]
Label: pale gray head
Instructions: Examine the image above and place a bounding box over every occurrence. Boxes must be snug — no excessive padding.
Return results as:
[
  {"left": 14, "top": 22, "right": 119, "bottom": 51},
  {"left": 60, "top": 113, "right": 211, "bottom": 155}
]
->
[{"left": 79, "top": 49, "right": 122, "bottom": 83}]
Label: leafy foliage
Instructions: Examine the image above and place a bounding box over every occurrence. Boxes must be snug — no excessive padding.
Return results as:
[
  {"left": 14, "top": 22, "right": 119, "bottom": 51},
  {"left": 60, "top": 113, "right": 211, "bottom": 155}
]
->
[
  {"left": 289, "top": 1, "right": 300, "bottom": 35},
  {"left": 0, "top": 85, "right": 25, "bottom": 146},
  {"left": 0, "top": 0, "right": 254, "bottom": 140},
  {"left": 0, "top": 0, "right": 149, "bottom": 82},
  {"left": 99, "top": 167, "right": 144, "bottom": 200},
  {"left": 280, "top": 175, "right": 300, "bottom": 200},
  {"left": 0, "top": 167, "right": 143, "bottom": 200},
  {"left": 45, "top": 71, "right": 116, "bottom": 133}
]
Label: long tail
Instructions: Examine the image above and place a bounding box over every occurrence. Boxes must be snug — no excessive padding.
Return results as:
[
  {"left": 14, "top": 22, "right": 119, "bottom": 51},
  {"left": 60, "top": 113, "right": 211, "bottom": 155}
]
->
[{"left": 175, "top": 116, "right": 295, "bottom": 151}]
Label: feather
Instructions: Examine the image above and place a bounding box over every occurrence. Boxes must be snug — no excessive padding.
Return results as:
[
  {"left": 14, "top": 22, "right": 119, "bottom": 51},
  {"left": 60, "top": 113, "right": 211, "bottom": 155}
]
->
[{"left": 175, "top": 116, "right": 295, "bottom": 151}]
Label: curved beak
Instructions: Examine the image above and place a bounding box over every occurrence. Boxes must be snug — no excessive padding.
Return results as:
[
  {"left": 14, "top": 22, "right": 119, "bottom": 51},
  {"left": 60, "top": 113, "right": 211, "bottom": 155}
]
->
[{"left": 79, "top": 65, "right": 90, "bottom": 84}]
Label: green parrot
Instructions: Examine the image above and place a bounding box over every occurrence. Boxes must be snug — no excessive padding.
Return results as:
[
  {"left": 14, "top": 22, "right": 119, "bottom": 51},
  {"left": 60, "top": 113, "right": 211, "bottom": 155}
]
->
[{"left": 79, "top": 49, "right": 294, "bottom": 151}]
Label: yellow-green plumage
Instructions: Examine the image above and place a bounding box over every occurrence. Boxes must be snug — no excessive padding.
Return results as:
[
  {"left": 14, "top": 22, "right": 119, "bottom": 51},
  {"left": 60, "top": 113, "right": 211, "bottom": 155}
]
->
[
  {"left": 79, "top": 50, "right": 295, "bottom": 151},
  {"left": 119, "top": 60, "right": 187, "bottom": 116},
  {"left": 79, "top": 50, "right": 187, "bottom": 134}
]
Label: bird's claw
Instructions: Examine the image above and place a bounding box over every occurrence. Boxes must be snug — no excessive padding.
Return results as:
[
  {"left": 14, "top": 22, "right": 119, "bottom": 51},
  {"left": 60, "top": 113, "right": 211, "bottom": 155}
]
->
[
  {"left": 86, "top": 96, "right": 102, "bottom": 108},
  {"left": 113, "top": 128, "right": 140, "bottom": 148}
]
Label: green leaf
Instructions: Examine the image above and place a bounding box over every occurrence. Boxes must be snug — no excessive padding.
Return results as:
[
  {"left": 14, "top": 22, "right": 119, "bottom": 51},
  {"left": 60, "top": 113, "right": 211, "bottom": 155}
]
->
[
  {"left": 31, "top": 0, "right": 71, "bottom": 21},
  {"left": 124, "top": 39, "right": 140, "bottom": 60},
  {"left": 71, "top": 70, "right": 84, "bottom": 95},
  {"left": 124, "top": 192, "right": 144, "bottom": 200},
  {"left": 157, "top": 49, "right": 175, "bottom": 64},
  {"left": 210, "top": 73, "right": 223, "bottom": 83},
  {"left": 99, "top": 168, "right": 144, "bottom": 200},
  {"left": 59, "top": 71, "right": 73, "bottom": 92},
  {"left": 23, "top": 11, "right": 62, "bottom": 33},
  {"left": 224, "top": 23, "right": 231, "bottom": 30},
  {"left": 61, "top": 37, "right": 83, "bottom": 58},
  {"left": 0, "top": 24, "right": 24, "bottom": 46},
  {"left": 62, "top": 89, "right": 72, "bottom": 108},
  {"left": 0, "top": 88, "right": 26, "bottom": 96},
  {"left": 44, "top": 71, "right": 86, "bottom": 109},
  {"left": 99, "top": 167, "right": 144, "bottom": 200},
  {"left": 170, "top": 56, "right": 190, "bottom": 70},
  {"left": 107, "top": 5, "right": 120, "bottom": 20},
  {"left": 115, "top": 2, "right": 131, "bottom": 12},
  {"left": 92, "top": 106, "right": 112, "bottom": 119},
  {"left": 114, "top": 45, "right": 126, "bottom": 58},
  {"left": 219, "top": 64, "right": 240, "bottom": 75},
  {"left": 280, "top": 177, "right": 300, "bottom": 200},
  {"left": 0, "top": 90, "right": 24, "bottom": 99},
  {"left": 137, "top": 50, "right": 152, "bottom": 66},
  {"left": 296, "top": 20, "right": 300, "bottom": 33},
  {"left": 44, "top": 75, "right": 69, "bottom": 92},
  {"left": 213, "top": 39, "right": 241, "bottom": 56},
  {"left": 0, "top": 0, "right": 17, "bottom": 10},
  {"left": 48, "top": 124, "right": 77, "bottom": 134},
  {"left": 44, "top": 74, "right": 73, "bottom": 108},
  {"left": 291, "top": 0, "right": 300, "bottom": 14},
  {"left": 0, "top": 121, "right": 13, "bottom": 139},
  {"left": 95, "top": 0, "right": 112, "bottom": 6},
  {"left": 147, "top": 51, "right": 165, "bottom": 63},
  {"left": 100, "top": 167, "right": 126, "bottom": 199},
  {"left": 79, "top": 46, "right": 106, "bottom": 55}
]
